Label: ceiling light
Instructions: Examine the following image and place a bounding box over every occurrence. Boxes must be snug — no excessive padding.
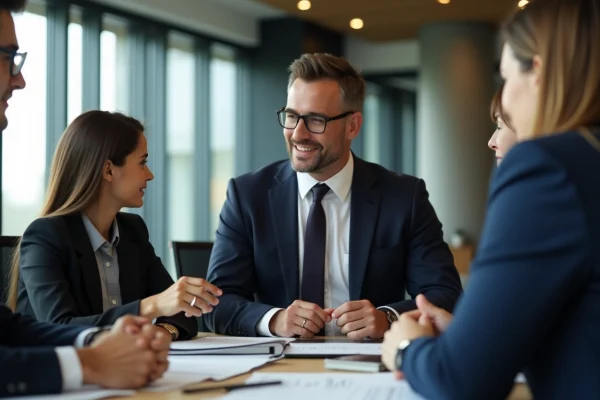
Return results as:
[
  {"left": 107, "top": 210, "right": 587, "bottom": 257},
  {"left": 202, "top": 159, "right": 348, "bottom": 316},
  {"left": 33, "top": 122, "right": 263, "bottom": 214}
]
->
[
  {"left": 350, "top": 18, "right": 364, "bottom": 30},
  {"left": 518, "top": 0, "right": 529, "bottom": 7},
  {"left": 297, "top": 0, "right": 311, "bottom": 11},
  {"left": 437, "top": 0, "right": 451, "bottom": 4}
]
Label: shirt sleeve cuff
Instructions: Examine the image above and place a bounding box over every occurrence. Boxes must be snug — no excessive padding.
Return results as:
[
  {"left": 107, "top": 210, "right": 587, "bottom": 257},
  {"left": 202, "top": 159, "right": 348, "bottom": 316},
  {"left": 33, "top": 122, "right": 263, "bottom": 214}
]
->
[
  {"left": 74, "top": 327, "right": 101, "bottom": 348},
  {"left": 377, "top": 305, "right": 401, "bottom": 321},
  {"left": 256, "top": 308, "right": 284, "bottom": 336},
  {"left": 55, "top": 347, "right": 83, "bottom": 392}
]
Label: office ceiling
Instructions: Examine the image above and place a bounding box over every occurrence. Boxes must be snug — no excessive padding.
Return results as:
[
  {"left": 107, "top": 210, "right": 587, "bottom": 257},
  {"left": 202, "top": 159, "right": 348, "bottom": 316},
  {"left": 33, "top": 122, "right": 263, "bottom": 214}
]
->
[{"left": 253, "top": 0, "right": 523, "bottom": 42}]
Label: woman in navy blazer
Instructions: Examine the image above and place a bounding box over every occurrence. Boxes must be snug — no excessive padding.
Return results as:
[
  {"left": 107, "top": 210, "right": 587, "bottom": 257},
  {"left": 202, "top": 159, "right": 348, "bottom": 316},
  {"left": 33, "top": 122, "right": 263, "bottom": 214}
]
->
[
  {"left": 382, "top": 0, "right": 600, "bottom": 398},
  {"left": 6, "top": 111, "right": 222, "bottom": 341}
]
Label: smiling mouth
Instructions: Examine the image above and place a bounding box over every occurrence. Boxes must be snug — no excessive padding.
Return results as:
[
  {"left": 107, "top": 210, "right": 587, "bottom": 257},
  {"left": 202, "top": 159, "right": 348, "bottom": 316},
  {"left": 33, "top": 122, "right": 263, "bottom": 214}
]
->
[{"left": 294, "top": 144, "right": 318, "bottom": 153}]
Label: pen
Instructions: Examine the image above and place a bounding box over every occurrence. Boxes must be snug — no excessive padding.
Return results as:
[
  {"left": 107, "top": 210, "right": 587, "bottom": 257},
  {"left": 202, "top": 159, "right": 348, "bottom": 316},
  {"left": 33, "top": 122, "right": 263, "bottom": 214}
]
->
[{"left": 182, "top": 380, "right": 283, "bottom": 394}]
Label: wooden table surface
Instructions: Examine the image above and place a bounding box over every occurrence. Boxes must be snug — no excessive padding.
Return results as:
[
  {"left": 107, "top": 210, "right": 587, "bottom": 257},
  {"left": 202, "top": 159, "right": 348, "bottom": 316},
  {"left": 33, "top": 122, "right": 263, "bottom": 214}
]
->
[{"left": 115, "top": 357, "right": 532, "bottom": 400}]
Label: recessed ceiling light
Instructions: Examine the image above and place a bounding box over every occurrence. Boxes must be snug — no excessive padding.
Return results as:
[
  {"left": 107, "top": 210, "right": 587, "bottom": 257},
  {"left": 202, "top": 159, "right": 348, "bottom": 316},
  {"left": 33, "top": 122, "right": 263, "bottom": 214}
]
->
[
  {"left": 438, "top": 0, "right": 450, "bottom": 4},
  {"left": 297, "top": 0, "right": 311, "bottom": 11},
  {"left": 518, "top": 0, "right": 529, "bottom": 7},
  {"left": 350, "top": 18, "right": 364, "bottom": 30}
]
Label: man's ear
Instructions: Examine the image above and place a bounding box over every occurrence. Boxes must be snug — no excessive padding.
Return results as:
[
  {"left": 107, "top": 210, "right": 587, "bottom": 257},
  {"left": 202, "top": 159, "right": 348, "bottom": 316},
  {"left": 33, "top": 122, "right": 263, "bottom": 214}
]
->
[
  {"left": 103, "top": 160, "right": 114, "bottom": 183},
  {"left": 347, "top": 112, "right": 363, "bottom": 141}
]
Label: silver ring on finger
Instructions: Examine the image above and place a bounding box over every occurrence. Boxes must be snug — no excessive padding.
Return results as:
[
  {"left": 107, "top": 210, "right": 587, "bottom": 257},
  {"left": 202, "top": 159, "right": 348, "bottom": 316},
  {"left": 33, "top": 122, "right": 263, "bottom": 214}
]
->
[
  {"left": 302, "top": 319, "right": 307, "bottom": 328},
  {"left": 190, "top": 296, "right": 197, "bottom": 307}
]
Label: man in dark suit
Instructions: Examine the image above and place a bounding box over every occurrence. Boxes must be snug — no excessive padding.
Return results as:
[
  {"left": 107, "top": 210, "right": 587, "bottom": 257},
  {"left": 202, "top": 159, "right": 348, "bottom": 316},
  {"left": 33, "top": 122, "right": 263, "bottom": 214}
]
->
[
  {"left": 206, "top": 53, "right": 461, "bottom": 339},
  {"left": 0, "top": 1, "right": 170, "bottom": 396}
]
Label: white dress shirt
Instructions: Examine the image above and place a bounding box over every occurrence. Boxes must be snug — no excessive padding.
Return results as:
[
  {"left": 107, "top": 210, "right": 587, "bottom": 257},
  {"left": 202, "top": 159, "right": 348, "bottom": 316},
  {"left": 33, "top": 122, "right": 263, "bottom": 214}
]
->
[
  {"left": 55, "top": 327, "right": 103, "bottom": 391},
  {"left": 257, "top": 154, "right": 398, "bottom": 336}
]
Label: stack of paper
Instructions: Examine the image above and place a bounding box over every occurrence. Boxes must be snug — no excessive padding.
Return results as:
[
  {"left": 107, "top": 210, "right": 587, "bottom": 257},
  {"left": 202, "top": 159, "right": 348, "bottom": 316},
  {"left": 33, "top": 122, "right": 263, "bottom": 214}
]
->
[
  {"left": 221, "top": 372, "right": 426, "bottom": 400},
  {"left": 145, "top": 354, "right": 283, "bottom": 392}
]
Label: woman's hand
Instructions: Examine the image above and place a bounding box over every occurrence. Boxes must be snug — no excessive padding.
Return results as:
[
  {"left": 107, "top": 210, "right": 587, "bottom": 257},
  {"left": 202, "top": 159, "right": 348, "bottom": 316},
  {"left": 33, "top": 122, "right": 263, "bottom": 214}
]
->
[{"left": 140, "top": 277, "right": 222, "bottom": 319}]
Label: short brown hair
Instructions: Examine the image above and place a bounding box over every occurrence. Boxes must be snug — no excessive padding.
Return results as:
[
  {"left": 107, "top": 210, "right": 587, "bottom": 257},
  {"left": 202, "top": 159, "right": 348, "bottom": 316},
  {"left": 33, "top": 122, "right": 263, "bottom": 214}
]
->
[
  {"left": 288, "top": 53, "right": 366, "bottom": 112},
  {"left": 0, "top": 0, "right": 27, "bottom": 13},
  {"left": 502, "top": 0, "right": 600, "bottom": 138},
  {"left": 489, "top": 84, "right": 515, "bottom": 131}
]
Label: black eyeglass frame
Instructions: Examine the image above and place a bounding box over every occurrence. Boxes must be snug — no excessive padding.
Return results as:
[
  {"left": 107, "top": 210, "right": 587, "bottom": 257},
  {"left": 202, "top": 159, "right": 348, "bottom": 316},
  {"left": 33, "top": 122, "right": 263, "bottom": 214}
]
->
[
  {"left": 276, "top": 107, "right": 355, "bottom": 134},
  {"left": 0, "top": 47, "right": 27, "bottom": 77}
]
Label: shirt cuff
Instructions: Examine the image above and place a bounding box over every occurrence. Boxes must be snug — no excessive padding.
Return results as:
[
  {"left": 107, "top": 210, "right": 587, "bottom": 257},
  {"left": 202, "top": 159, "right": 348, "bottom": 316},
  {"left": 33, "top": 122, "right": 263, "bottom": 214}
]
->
[
  {"left": 74, "top": 327, "right": 102, "bottom": 348},
  {"left": 256, "top": 308, "right": 284, "bottom": 336},
  {"left": 377, "top": 305, "right": 401, "bottom": 321},
  {"left": 55, "top": 347, "right": 83, "bottom": 392}
]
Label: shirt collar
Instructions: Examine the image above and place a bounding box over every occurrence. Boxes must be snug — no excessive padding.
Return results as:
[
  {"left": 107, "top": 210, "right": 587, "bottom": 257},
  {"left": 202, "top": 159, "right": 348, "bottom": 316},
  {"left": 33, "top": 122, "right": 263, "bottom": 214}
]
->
[
  {"left": 297, "top": 153, "right": 354, "bottom": 202},
  {"left": 81, "top": 213, "right": 120, "bottom": 252}
]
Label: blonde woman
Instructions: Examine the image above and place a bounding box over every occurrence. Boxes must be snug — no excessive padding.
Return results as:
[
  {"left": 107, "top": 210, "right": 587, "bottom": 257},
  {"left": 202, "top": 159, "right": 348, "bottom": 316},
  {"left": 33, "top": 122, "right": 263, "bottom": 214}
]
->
[
  {"left": 7, "top": 111, "right": 222, "bottom": 341},
  {"left": 382, "top": 0, "right": 600, "bottom": 398}
]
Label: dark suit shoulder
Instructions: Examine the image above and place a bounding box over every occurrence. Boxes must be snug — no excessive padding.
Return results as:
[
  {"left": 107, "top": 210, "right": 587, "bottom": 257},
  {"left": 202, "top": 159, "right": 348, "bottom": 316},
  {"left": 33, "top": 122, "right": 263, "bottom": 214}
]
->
[
  {"left": 115, "top": 211, "right": 146, "bottom": 230},
  {"left": 233, "top": 159, "right": 290, "bottom": 189},
  {"left": 22, "top": 216, "right": 70, "bottom": 244}
]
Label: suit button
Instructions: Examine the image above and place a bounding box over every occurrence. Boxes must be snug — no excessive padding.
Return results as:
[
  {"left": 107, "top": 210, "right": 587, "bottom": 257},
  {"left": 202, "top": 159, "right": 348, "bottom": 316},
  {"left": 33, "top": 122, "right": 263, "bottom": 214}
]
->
[
  {"left": 7, "top": 383, "right": 16, "bottom": 393},
  {"left": 18, "top": 383, "right": 26, "bottom": 393}
]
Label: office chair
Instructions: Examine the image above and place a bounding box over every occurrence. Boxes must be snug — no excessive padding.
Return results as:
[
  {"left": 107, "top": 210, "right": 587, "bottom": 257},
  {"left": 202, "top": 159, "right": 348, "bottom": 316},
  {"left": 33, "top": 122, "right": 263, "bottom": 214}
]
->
[
  {"left": 0, "top": 236, "right": 20, "bottom": 304},
  {"left": 170, "top": 241, "right": 214, "bottom": 332}
]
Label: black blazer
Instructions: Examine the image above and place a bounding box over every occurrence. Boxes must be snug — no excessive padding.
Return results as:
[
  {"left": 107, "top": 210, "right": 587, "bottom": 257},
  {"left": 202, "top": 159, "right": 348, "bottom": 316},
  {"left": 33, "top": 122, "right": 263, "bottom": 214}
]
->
[
  {"left": 16, "top": 212, "right": 197, "bottom": 339},
  {"left": 205, "top": 156, "right": 462, "bottom": 336},
  {"left": 402, "top": 130, "right": 600, "bottom": 399},
  {"left": 0, "top": 304, "right": 86, "bottom": 396}
]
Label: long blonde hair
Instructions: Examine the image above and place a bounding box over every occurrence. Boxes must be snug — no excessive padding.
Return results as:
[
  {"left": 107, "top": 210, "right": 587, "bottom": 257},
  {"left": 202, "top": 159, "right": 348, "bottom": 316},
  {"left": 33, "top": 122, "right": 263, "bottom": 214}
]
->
[
  {"left": 6, "top": 111, "right": 144, "bottom": 310},
  {"left": 501, "top": 0, "right": 600, "bottom": 138}
]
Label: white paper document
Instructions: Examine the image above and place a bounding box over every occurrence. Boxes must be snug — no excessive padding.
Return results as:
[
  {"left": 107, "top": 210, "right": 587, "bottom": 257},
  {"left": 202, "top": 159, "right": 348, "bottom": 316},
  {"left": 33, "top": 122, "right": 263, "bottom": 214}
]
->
[
  {"left": 221, "top": 372, "right": 426, "bottom": 400},
  {"left": 284, "top": 340, "right": 381, "bottom": 356},
  {"left": 3, "top": 386, "right": 134, "bottom": 400},
  {"left": 145, "top": 354, "right": 283, "bottom": 392},
  {"left": 169, "top": 336, "right": 293, "bottom": 356}
]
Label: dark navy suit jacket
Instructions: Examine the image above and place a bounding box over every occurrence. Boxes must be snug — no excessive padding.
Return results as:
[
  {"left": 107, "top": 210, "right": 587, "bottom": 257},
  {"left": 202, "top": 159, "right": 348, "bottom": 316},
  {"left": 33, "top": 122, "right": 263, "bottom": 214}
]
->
[
  {"left": 403, "top": 130, "right": 600, "bottom": 399},
  {"left": 205, "top": 156, "right": 462, "bottom": 336},
  {"left": 0, "top": 305, "right": 86, "bottom": 396},
  {"left": 16, "top": 212, "right": 197, "bottom": 339}
]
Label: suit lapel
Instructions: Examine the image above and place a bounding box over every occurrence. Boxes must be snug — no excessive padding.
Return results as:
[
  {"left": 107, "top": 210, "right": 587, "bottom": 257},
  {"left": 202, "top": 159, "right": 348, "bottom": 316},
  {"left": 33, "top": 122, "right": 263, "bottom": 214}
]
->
[
  {"left": 66, "top": 215, "right": 104, "bottom": 314},
  {"left": 115, "top": 215, "right": 141, "bottom": 304},
  {"left": 269, "top": 162, "right": 300, "bottom": 304},
  {"left": 349, "top": 157, "right": 381, "bottom": 300}
]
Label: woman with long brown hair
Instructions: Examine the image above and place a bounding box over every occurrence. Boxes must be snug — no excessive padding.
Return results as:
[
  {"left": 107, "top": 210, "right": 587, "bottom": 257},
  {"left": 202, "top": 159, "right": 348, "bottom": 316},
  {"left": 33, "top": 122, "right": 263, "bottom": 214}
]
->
[
  {"left": 7, "top": 110, "right": 222, "bottom": 340},
  {"left": 382, "top": 0, "right": 600, "bottom": 398}
]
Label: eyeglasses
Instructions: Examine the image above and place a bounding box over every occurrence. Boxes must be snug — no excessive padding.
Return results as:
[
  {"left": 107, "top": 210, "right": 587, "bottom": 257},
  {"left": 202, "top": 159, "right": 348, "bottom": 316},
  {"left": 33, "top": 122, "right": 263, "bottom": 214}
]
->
[
  {"left": 0, "top": 47, "right": 27, "bottom": 76},
  {"left": 277, "top": 108, "right": 354, "bottom": 134}
]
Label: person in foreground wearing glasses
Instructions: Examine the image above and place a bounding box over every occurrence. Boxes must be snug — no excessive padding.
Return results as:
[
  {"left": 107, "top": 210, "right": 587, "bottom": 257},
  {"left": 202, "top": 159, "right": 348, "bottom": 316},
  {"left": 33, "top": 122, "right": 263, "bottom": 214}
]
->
[
  {"left": 205, "top": 53, "right": 461, "bottom": 339},
  {"left": 0, "top": 1, "right": 171, "bottom": 396},
  {"left": 7, "top": 110, "right": 222, "bottom": 341},
  {"left": 381, "top": 0, "right": 600, "bottom": 398}
]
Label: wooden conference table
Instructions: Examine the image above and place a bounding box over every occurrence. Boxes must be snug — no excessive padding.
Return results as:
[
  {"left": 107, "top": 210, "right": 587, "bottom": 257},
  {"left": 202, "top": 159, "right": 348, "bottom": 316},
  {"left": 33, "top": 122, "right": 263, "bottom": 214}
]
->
[{"left": 115, "top": 336, "right": 532, "bottom": 400}]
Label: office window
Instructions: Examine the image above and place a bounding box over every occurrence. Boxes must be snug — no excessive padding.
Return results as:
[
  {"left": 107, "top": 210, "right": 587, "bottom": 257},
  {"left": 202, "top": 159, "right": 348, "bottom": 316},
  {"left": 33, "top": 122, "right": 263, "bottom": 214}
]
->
[
  {"left": 67, "top": 7, "right": 82, "bottom": 124},
  {"left": 100, "top": 15, "right": 129, "bottom": 113},
  {"left": 363, "top": 86, "right": 381, "bottom": 164},
  {"left": 2, "top": 8, "right": 47, "bottom": 235},
  {"left": 209, "top": 44, "right": 237, "bottom": 236},
  {"left": 166, "top": 32, "right": 196, "bottom": 275}
]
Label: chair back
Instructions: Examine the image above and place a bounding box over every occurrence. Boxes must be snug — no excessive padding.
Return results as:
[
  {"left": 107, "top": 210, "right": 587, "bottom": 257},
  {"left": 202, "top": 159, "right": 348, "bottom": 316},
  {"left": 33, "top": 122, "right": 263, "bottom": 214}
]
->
[
  {"left": 0, "top": 236, "right": 19, "bottom": 304},
  {"left": 171, "top": 241, "right": 214, "bottom": 332}
]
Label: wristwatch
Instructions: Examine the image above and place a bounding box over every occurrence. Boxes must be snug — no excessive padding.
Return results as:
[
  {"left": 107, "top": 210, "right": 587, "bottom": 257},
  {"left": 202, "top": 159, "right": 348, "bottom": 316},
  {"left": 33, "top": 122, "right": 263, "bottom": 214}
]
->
[
  {"left": 383, "top": 308, "right": 398, "bottom": 326},
  {"left": 156, "top": 322, "right": 179, "bottom": 341},
  {"left": 395, "top": 339, "right": 411, "bottom": 371}
]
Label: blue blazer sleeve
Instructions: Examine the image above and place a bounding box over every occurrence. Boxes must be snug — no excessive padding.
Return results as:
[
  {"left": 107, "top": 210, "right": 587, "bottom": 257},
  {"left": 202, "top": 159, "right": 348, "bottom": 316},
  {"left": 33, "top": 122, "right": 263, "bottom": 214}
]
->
[
  {"left": 0, "top": 305, "right": 86, "bottom": 396},
  {"left": 205, "top": 178, "right": 273, "bottom": 336},
  {"left": 402, "top": 141, "right": 590, "bottom": 399}
]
